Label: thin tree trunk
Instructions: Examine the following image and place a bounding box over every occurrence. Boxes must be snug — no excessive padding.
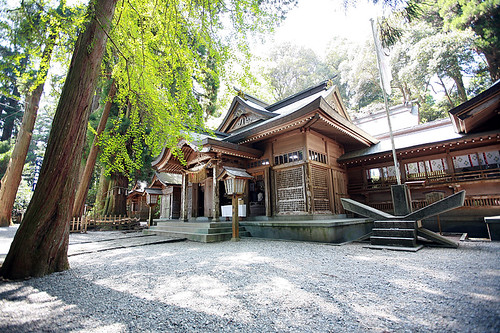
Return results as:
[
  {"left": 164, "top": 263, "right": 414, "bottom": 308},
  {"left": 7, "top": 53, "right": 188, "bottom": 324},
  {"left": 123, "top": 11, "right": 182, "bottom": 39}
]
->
[
  {"left": 449, "top": 70, "right": 467, "bottom": 103},
  {"left": 437, "top": 75, "right": 454, "bottom": 108},
  {"left": 0, "top": 0, "right": 117, "bottom": 280},
  {"left": 94, "top": 167, "right": 110, "bottom": 215},
  {"left": 0, "top": 28, "right": 58, "bottom": 227},
  {"left": 73, "top": 80, "right": 116, "bottom": 217}
]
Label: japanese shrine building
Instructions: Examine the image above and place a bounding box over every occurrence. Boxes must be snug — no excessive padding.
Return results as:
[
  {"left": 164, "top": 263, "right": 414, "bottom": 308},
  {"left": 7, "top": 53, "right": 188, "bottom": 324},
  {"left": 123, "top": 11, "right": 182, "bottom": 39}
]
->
[
  {"left": 151, "top": 79, "right": 500, "bottom": 239},
  {"left": 152, "top": 81, "right": 377, "bottom": 223}
]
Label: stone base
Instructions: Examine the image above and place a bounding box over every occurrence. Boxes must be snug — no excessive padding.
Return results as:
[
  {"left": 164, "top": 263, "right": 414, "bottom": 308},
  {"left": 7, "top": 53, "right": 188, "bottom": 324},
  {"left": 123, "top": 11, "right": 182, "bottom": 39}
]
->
[
  {"left": 241, "top": 218, "right": 372, "bottom": 244},
  {"left": 485, "top": 216, "right": 500, "bottom": 241}
]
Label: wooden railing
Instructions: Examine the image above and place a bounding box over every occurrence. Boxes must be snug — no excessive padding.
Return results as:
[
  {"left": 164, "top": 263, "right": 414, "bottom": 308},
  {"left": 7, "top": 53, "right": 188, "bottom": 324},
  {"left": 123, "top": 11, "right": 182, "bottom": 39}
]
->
[
  {"left": 69, "top": 215, "right": 141, "bottom": 233},
  {"left": 370, "top": 195, "right": 500, "bottom": 213},
  {"left": 349, "top": 167, "right": 500, "bottom": 192}
]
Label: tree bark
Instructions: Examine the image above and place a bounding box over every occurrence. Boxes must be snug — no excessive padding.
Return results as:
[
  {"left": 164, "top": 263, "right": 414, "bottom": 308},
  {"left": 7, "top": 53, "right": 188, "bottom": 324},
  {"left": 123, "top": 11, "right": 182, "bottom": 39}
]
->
[
  {"left": 0, "top": 27, "right": 58, "bottom": 227},
  {"left": 437, "top": 75, "right": 454, "bottom": 108},
  {"left": 94, "top": 167, "right": 110, "bottom": 215},
  {"left": 104, "top": 172, "right": 128, "bottom": 216},
  {"left": 72, "top": 80, "right": 116, "bottom": 217},
  {"left": 448, "top": 67, "right": 467, "bottom": 102},
  {"left": 0, "top": 93, "right": 20, "bottom": 142},
  {"left": 0, "top": 0, "right": 118, "bottom": 280}
]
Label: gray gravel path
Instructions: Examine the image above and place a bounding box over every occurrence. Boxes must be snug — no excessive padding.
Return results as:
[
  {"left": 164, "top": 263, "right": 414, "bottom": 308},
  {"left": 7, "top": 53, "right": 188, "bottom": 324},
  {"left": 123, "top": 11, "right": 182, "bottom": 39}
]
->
[{"left": 0, "top": 229, "right": 499, "bottom": 332}]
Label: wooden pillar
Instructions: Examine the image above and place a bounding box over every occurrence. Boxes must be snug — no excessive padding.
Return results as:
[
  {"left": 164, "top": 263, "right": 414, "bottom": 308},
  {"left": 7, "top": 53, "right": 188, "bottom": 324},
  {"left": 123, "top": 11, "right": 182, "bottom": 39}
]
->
[
  {"left": 231, "top": 194, "right": 240, "bottom": 241},
  {"left": 400, "top": 160, "right": 407, "bottom": 183},
  {"left": 264, "top": 167, "right": 271, "bottom": 217},
  {"left": 446, "top": 149, "right": 455, "bottom": 175},
  {"left": 181, "top": 172, "right": 188, "bottom": 222},
  {"left": 304, "top": 163, "right": 313, "bottom": 214},
  {"left": 244, "top": 179, "right": 249, "bottom": 211},
  {"left": 212, "top": 162, "right": 220, "bottom": 222}
]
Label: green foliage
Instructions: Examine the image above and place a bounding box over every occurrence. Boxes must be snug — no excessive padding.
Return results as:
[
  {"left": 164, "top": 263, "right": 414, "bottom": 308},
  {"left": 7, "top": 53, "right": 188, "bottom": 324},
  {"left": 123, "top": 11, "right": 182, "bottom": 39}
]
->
[
  {"left": 326, "top": 38, "right": 384, "bottom": 111},
  {"left": 418, "top": 94, "right": 447, "bottom": 123},
  {"left": 0, "top": 140, "right": 13, "bottom": 178},
  {"left": 438, "top": 0, "right": 500, "bottom": 80},
  {"left": 95, "top": 0, "right": 297, "bottom": 177},
  {"left": 13, "top": 162, "right": 33, "bottom": 211}
]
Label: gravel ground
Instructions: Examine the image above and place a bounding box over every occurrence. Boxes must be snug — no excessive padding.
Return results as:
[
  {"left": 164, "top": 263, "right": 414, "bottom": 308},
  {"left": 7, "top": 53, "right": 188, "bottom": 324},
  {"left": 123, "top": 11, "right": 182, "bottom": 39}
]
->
[{"left": 0, "top": 229, "right": 499, "bottom": 332}]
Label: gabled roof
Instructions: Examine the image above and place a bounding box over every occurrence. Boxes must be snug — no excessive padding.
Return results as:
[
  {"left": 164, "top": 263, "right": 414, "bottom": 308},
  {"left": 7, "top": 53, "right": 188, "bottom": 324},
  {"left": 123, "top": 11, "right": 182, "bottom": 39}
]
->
[
  {"left": 217, "top": 96, "right": 277, "bottom": 133},
  {"left": 151, "top": 172, "right": 182, "bottom": 186},
  {"left": 219, "top": 82, "right": 377, "bottom": 149}
]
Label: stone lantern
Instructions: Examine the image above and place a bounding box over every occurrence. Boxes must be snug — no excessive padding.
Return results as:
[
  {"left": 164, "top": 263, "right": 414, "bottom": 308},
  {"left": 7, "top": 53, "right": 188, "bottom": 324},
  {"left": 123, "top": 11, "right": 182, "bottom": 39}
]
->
[{"left": 217, "top": 167, "right": 253, "bottom": 241}]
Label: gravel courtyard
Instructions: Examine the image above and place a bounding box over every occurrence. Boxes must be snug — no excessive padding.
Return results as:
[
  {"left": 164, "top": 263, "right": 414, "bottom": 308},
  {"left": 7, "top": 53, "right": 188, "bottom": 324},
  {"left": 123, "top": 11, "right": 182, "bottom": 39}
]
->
[{"left": 1, "top": 229, "right": 499, "bottom": 332}]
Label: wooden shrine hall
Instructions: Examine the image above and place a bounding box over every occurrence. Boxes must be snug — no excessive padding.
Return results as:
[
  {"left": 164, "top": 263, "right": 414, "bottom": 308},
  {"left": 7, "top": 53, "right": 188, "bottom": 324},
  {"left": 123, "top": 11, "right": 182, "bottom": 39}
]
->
[
  {"left": 148, "top": 81, "right": 377, "bottom": 242},
  {"left": 148, "top": 80, "right": 500, "bottom": 243}
]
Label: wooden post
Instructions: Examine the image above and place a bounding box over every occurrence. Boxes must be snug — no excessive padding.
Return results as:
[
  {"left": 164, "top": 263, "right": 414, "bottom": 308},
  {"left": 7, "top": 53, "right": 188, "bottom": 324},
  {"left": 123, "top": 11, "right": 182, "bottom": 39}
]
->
[
  {"left": 212, "top": 162, "right": 220, "bottom": 222},
  {"left": 264, "top": 167, "right": 271, "bottom": 217},
  {"left": 148, "top": 206, "right": 152, "bottom": 228},
  {"left": 181, "top": 172, "right": 189, "bottom": 222},
  {"left": 231, "top": 194, "right": 240, "bottom": 241}
]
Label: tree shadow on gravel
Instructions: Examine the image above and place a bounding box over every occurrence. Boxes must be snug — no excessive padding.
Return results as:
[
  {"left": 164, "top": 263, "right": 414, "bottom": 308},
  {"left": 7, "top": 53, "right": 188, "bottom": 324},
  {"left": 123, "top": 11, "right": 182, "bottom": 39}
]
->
[
  {"left": 1, "top": 240, "right": 499, "bottom": 333},
  {"left": 0, "top": 274, "right": 249, "bottom": 332}
]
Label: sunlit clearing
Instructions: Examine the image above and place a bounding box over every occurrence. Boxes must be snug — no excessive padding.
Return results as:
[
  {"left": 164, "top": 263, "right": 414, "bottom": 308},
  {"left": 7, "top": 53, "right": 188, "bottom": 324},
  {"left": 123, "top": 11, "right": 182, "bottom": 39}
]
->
[
  {"left": 468, "top": 292, "right": 500, "bottom": 302},
  {"left": 391, "top": 279, "right": 444, "bottom": 296}
]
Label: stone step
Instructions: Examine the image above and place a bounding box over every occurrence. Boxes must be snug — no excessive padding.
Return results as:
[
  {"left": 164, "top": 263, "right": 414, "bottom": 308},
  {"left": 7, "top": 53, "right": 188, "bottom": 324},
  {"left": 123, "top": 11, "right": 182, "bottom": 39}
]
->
[
  {"left": 373, "top": 220, "right": 417, "bottom": 229},
  {"left": 144, "top": 229, "right": 250, "bottom": 243},
  {"left": 150, "top": 225, "right": 236, "bottom": 235},
  {"left": 372, "top": 228, "right": 416, "bottom": 238},
  {"left": 370, "top": 236, "right": 417, "bottom": 247},
  {"left": 155, "top": 221, "right": 234, "bottom": 228}
]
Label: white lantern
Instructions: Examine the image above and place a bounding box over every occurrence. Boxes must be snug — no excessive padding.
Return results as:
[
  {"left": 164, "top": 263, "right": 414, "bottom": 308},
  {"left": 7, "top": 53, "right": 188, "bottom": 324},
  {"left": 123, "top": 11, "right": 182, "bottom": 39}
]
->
[{"left": 217, "top": 167, "right": 253, "bottom": 195}]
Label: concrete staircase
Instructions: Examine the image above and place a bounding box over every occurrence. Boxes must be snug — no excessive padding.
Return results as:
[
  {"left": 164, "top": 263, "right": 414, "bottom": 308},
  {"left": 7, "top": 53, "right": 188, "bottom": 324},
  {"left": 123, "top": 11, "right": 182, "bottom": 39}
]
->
[
  {"left": 370, "top": 220, "right": 419, "bottom": 249},
  {"left": 144, "top": 220, "right": 250, "bottom": 243}
]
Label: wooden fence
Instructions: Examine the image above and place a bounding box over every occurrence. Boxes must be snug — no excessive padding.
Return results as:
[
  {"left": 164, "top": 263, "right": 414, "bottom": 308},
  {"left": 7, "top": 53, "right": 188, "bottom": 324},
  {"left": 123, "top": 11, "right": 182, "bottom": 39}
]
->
[{"left": 69, "top": 215, "right": 141, "bottom": 233}]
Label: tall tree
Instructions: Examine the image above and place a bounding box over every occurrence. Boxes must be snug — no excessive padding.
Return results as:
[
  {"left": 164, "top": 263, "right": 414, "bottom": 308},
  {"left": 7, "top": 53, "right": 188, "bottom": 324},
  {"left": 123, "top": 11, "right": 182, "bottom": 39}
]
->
[
  {"left": 0, "top": 0, "right": 117, "bottom": 279},
  {"left": 72, "top": 79, "right": 116, "bottom": 217},
  {"left": 0, "top": 1, "right": 84, "bottom": 227},
  {"left": 438, "top": 0, "right": 500, "bottom": 81},
  {"left": 0, "top": 25, "right": 57, "bottom": 227},
  {"left": 0, "top": 0, "right": 296, "bottom": 279}
]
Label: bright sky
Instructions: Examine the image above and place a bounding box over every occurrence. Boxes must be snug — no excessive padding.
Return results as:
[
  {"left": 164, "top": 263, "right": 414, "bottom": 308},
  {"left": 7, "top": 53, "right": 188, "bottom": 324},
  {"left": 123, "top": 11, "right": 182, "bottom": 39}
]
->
[{"left": 255, "top": 0, "right": 387, "bottom": 58}]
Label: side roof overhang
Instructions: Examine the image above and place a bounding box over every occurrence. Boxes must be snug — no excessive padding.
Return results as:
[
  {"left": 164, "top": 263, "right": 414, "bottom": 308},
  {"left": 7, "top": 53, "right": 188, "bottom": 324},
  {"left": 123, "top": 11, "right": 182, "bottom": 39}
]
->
[
  {"left": 151, "top": 136, "right": 263, "bottom": 174},
  {"left": 449, "top": 80, "right": 500, "bottom": 134}
]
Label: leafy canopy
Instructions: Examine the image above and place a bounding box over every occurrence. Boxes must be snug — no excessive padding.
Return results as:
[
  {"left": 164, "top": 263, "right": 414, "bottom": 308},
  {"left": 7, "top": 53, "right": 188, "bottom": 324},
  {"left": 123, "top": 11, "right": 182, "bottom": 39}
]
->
[{"left": 96, "top": 0, "right": 297, "bottom": 177}]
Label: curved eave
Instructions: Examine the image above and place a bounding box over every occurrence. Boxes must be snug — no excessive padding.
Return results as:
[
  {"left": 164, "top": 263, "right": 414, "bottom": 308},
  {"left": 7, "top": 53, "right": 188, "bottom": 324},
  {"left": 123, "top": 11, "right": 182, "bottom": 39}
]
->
[{"left": 225, "top": 96, "right": 378, "bottom": 149}]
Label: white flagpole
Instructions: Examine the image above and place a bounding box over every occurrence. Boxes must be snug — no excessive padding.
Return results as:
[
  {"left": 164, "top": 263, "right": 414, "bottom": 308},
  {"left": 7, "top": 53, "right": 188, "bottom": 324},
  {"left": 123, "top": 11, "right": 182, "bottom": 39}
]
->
[{"left": 370, "top": 18, "right": 401, "bottom": 185}]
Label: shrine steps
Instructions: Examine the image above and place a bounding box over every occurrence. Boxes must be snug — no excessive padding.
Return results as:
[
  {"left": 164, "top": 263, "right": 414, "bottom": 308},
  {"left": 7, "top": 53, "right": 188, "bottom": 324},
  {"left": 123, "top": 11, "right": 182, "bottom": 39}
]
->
[
  {"left": 371, "top": 220, "right": 418, "bottom": 248},
  {"left": 144, "top": 221, "right": 250, "bottom": 243}
]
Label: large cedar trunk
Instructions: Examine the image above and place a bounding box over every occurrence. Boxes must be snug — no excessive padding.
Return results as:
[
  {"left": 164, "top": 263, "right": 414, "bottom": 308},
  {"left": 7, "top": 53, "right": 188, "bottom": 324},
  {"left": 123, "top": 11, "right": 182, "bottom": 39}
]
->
[
  {"left": 73, "top": 80, "right": 116, "bottom": 217},
  {"left": 0, "top": 0, "right": 117, "bottom": 279},
  {"left": 104, "top": 172, "right": 128, "bottom": 216},
  {"left": 0, "top": 28, "right": 58, "bottom": 227}
]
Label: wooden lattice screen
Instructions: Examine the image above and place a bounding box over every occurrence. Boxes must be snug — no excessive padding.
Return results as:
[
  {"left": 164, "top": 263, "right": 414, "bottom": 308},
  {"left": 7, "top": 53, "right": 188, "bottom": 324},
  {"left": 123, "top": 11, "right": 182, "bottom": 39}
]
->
[
  {"left": 275, "top": 166, "right": 306, "bottom": 213},
  {"left": 311, "top": 166, "right": 331, "bottom": 212}
]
